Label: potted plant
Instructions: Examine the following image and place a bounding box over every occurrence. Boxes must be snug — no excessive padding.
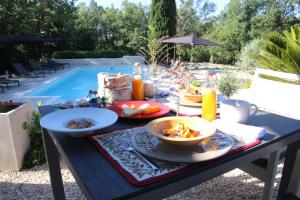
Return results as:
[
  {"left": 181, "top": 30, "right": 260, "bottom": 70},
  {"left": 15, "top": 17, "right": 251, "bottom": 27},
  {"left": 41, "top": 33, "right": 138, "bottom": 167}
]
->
[
  {"left": 217, "top": 69, "right": 257, "bottom": 123},
  {"left": 217, "top": 68, "right": 242, "bottom": 99},
  {"left": 0, "top": 101, "right": 33, "bottom": 170}
]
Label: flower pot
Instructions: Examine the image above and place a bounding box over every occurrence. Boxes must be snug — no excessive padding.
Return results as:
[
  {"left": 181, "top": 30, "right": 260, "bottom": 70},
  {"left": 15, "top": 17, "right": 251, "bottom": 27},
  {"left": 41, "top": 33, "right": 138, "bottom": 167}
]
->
[{"left": 0, "top": 102, "right": 33, "bottom": 171}]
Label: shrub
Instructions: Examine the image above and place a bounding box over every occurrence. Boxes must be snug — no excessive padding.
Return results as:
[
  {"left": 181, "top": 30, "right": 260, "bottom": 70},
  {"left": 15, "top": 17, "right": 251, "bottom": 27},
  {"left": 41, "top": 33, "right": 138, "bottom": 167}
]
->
[
  {"left": 237, "top": 38, "right": 262, "bottom": 70},
  {"left": 22, "top": 111, "right": 46, "bottom": 169},
  {"left": 252, "top": 25, "right": 300, "bottom": 74},
  {"left": 217, "top": 68, "right": 242, "bottom": 98},
  {"left": 52, "top": 49, "right": 129, "bottom": 59}
]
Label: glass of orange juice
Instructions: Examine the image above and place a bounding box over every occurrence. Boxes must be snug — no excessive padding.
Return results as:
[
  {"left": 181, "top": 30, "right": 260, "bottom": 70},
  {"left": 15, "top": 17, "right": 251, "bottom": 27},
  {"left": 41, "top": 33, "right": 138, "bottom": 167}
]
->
[
  {"left": 132, "top": 75, "right": 144, "bottom": 100},
  {"left": 202, "top": 88, "right": 217, "bottom": 121}
]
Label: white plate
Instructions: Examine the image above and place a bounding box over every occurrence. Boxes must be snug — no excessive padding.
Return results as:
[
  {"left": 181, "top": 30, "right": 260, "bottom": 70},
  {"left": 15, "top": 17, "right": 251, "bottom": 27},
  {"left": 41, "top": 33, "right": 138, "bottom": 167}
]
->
[
  {"left": 166, "top": 96, "right": 202, "bottom": 107},
  {"left": 40, "top": 108, "right": 118, "bottom": 137},
  {"left": 167, "top": 94, "right": 222, "bottom": 107}
]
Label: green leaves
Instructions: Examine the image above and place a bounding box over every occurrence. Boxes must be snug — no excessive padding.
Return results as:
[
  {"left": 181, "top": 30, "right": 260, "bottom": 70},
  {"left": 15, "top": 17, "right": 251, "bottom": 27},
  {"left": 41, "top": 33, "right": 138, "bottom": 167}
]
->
[
  {"left": 253, "top": 25, "right": 300, "bottom": 74},
  {"left": 148, "top": 0, "right": 177, "bottom": 39},
  {"left": 217, "top": 68, "right": 242, "bottom": 99},
  {"left": 22, "top": 111, "right": 46, "bottom": 169}
]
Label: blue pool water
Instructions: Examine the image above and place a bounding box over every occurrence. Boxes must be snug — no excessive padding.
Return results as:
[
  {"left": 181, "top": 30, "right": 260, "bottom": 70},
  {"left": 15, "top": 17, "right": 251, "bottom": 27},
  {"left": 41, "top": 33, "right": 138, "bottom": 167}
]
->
[{"left": 28, "top": 66, "right": 134, "bottom": 101}]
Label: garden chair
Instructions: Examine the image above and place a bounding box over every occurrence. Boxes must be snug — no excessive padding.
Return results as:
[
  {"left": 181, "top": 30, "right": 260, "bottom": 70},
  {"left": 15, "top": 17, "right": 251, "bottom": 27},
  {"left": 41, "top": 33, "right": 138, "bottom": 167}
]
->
[
  {"left": 0, "top": 76, "right": 20, "bottom": 89},
  {"left": 28, "top": 59, "right": 58, "bottom": 73},
  {"left": 236, "top": 68, "right": 300, "bottom": 199},
  {"left": 12, "top": 63, "right": 45, "bottom": 78},
  {"left": 167, "top": 60, "right": 183, "bottom": 75}
]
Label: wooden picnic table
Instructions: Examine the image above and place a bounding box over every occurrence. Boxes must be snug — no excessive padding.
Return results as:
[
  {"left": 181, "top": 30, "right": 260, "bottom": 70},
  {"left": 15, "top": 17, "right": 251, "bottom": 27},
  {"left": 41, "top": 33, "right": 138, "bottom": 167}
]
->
[{"left": 39, "top": 105, "right": 300, "bottom": 200}]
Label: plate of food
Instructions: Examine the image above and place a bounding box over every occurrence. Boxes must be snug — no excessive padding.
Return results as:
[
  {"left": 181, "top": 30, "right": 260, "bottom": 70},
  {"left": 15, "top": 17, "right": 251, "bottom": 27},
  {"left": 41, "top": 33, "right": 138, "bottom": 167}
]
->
[
  {"left": 167, "top": 95, "right": 202, "bottom": 107},
  {"left": 109, "top": 101, "right": 170, "bottom": 119},
  {"left": 182, "top": 85, "right": 203, "bottom": 103},
  {"left": 40, "top": 107, "right": 118, "bottom": 137},
  {"left": 131, "top": 127, "right": 234, "bottom": 163},
  {"left": 146, "top": 116, "right": 216, "bottom": 146}
]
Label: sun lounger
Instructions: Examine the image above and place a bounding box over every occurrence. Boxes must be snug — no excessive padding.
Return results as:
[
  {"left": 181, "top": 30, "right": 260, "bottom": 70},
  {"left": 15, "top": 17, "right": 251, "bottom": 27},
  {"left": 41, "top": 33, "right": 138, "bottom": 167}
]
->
[
  {"left": 0, "top": 76, "right": 20, "bottom": 89},
  {"left": 47, "top": 60, "right": 71, "bottom": 68},
  {"left": 167, "top": 60, "right": 183, "bottom": 75},
  {"left": 28, "top": 59, "right": 58, "bottom": 73},
  {"left": 12, "top": 63, "right": 45, "bottom": 78}
]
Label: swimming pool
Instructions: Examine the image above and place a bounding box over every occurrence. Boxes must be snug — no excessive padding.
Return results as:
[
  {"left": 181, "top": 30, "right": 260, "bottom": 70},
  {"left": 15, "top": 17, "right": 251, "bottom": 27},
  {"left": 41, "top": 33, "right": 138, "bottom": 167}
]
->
[{"left": 27, "top": 66, "right": 134, "bottom": 101}]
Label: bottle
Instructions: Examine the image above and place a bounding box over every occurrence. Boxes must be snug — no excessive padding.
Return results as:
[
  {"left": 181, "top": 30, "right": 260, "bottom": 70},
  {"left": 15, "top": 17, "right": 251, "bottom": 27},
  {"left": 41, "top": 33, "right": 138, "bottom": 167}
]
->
[
  {"left": 202, "top": 87, "right": 217, "bottom": 122},
  {"left": 132, "top": 63, "right": 144, "bottom": 100}
]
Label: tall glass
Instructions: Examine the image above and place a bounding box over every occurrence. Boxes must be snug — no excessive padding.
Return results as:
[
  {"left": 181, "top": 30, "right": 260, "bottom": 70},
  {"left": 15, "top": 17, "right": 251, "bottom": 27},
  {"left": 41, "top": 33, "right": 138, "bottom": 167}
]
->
[
  {"left": 202, "top": 88, "right": 217, "bottom": 121},
  {"left": 132, "top": 75, "right": 144, "bottom": 100},
  {"left": 148, "top": 65, "right": 161, "bottom": 100}
]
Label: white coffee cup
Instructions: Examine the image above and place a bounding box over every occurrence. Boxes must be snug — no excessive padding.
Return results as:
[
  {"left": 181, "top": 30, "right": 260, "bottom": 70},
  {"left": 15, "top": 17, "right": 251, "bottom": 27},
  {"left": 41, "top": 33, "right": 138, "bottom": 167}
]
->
[{"left": 220, "top": 99, "right": 258, "bottom": 123}]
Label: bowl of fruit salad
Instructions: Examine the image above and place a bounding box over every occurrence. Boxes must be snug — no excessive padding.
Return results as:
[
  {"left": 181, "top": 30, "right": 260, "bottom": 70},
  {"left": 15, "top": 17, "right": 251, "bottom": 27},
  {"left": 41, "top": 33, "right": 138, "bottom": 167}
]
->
[{"left": 146, "top": 116, "right": 216, "bottom": 146}]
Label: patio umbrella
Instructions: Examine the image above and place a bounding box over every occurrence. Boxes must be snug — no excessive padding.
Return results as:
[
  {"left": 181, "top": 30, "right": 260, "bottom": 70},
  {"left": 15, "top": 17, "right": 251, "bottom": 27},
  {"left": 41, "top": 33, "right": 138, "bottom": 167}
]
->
[{"left": 160, "top": 34, "right": 221, "bottom": 62}]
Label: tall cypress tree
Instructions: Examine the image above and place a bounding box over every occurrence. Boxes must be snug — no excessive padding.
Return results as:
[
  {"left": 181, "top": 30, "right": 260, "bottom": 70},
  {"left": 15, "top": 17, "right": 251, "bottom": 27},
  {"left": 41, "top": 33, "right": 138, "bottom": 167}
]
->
[{"left": 149, "top": 0, "right": 177, "bottom": 39}]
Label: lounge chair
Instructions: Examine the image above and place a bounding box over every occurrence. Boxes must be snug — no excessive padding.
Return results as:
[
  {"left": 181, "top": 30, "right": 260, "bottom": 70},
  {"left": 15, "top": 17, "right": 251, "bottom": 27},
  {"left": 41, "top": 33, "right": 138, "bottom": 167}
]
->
[
  {"left": 47, "top": 59, "right": 71, "bottom": 68},
  {"left": 167, "top": 60, "right": 183, "bottom": 75},
  {"left": 0, "top": 76, "right": 20, "bottom": 89},
  {"left": 12, "top": 63, "right": 45, "bottom": 78},
  {"left": 28, "top": 59, "right": 58, "bottom": 73},
  {"left": 0, "top": 85, "right": 4, "bottom": 93}
]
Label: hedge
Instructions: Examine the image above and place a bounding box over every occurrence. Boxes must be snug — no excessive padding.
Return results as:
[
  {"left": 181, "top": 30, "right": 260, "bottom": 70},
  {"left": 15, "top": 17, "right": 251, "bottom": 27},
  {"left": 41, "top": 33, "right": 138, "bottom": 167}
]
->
[{"left": 52, "top": 50, "right": 129, "bottom": 59}]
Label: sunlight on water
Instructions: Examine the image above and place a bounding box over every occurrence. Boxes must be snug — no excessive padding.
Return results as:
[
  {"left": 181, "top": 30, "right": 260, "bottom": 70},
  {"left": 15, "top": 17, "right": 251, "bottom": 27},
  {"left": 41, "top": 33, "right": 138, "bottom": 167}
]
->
[{"left": 28, "top": 66, "right": 134, "bottom": 101}]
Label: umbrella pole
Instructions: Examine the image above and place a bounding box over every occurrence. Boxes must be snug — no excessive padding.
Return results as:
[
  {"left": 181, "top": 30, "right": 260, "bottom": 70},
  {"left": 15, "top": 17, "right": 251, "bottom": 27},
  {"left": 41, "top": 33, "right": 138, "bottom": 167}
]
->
[{"left": 190, "top": 44, "right": 193, "bottom": 63}]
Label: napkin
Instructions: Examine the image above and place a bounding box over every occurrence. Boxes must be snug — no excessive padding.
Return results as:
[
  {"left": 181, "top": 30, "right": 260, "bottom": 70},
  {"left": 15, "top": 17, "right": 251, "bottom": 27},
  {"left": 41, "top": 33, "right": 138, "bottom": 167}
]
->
[
  {"left": 213, "top": 119, "right": 265, "bottom": 144},
  {"left": 157, "top": 87, "right": 171, "bottom": 97}
]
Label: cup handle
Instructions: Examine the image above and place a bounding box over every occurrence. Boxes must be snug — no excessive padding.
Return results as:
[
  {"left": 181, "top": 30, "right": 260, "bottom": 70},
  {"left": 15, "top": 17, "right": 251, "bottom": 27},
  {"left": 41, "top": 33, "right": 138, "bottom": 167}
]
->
[{"left": 249, "top": 104, "right": 258, "bottom": 116}]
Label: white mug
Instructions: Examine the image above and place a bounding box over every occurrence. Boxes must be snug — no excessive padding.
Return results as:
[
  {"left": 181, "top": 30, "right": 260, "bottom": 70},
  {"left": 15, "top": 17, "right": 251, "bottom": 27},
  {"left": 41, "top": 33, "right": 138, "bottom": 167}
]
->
[{"left": 220, "top": 99, "right": 258, "bottom": 123}]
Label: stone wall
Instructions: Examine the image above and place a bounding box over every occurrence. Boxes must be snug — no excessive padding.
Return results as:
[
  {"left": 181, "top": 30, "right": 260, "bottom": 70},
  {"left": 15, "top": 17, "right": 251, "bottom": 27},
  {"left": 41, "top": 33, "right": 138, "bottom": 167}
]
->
[{"left": 0, "top": 102, "right": 33, "bottom": 171}]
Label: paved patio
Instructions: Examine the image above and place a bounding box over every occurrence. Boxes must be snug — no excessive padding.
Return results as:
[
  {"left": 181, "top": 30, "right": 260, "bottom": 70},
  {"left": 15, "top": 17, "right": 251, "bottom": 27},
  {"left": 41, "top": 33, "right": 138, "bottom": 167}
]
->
[{"left": 0, "top": 66, "right": 77, "bottom": 105}]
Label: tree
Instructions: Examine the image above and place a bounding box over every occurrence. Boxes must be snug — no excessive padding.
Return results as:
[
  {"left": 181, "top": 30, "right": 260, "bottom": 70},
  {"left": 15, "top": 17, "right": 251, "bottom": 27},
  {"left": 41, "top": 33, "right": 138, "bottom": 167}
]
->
[
  {"left": 252, "top": 25, "right": 300, "bottom": 74},
  {"left": 73, "top": 2, "right": 97, "bottom": 50},
  {"left": 148, "top": 0, "right": 177, "bottom": 39},
  {"left": 120, "top": 1, "right": 148, "bottom": 51},
  {"left": 250, "top": 0, "right": 300, "bottom": 38},
  {"left": 237, "top": 38, "right": 262, "bottom": 70},
  {"left": 207, "top": 0, "right": 300, "bottom": 64},
  {"left": 177, "top": 0, "right": 216, "bottom": 35}
]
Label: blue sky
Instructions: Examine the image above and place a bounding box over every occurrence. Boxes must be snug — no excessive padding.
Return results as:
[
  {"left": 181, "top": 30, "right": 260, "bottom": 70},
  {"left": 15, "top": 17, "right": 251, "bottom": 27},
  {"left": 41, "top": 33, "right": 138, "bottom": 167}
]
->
[{"left": 76, "top": 0, "right": 230, "bottom": 14}]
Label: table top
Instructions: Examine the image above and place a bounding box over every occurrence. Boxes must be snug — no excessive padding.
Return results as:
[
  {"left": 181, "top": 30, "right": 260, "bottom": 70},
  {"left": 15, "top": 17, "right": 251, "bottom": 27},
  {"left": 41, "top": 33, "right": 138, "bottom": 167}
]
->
[{"left": 39, "top": 106, "right": 300, "bottom": 200}]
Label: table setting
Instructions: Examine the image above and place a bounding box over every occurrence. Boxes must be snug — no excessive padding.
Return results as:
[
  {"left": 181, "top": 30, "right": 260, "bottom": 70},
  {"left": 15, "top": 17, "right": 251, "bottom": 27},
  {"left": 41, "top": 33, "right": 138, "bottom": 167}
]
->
[
  {"left": 87, "top": 117, "right": 264, "bottom": 186},
  {"left": 39, "top": 65, "right": 268, "bottom": 187}
]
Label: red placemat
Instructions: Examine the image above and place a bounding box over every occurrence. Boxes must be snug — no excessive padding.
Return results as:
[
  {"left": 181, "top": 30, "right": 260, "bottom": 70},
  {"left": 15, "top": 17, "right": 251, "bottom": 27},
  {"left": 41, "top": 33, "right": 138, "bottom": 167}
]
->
[{"left": 88, "top": 127, "right": 260, "bottom": 186}]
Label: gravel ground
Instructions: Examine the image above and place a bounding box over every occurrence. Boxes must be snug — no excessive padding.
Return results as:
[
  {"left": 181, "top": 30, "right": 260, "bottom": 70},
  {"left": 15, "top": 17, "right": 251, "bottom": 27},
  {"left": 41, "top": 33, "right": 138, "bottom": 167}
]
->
[{"left": 0, "top": 161, "right": 284, "bottom": 200}]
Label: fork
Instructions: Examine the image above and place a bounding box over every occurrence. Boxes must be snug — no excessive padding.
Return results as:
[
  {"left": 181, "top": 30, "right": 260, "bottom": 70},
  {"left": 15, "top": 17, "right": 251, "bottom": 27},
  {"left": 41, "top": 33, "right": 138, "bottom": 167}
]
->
[{"left": 118, "top": 139, "right": 158, "bottom": 170}]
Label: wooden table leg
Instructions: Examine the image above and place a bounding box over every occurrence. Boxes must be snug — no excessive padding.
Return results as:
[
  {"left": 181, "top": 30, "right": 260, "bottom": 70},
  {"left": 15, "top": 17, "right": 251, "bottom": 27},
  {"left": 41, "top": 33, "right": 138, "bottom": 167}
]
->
[
  {"left": 42, "top": 129, "right": 66, "bottom": 200},
  {"left": 277, "top": 141, "right": 300, "bottom": 200}
]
